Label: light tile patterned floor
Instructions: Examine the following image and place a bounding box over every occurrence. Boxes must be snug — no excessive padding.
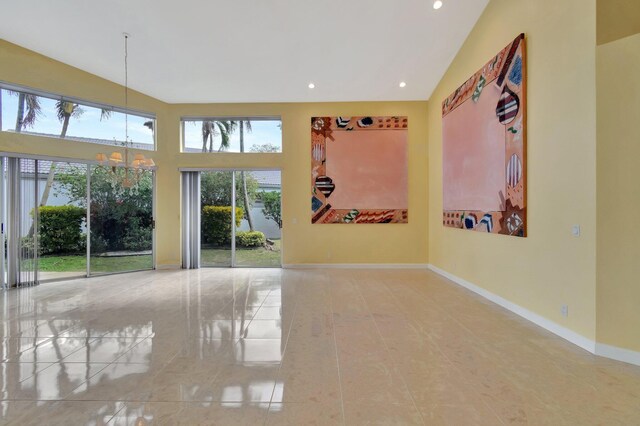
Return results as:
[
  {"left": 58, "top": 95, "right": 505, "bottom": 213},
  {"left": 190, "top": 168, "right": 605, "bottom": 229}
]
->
[{"left": 0, "top": 268, "right": 638, "bottom": 425}]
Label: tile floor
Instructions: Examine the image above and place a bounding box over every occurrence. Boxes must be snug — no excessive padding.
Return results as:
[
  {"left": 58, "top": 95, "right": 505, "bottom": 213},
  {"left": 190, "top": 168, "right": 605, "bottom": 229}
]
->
[{"left": 0, "top": 268, "right": 639, "bottom": 425}]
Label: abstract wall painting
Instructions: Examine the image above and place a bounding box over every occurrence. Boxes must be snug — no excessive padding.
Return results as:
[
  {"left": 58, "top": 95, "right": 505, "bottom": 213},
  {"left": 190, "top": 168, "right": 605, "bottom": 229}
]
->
[
  {"left": 442, "top": 34, "right": 526, "bottom": 237},
  {"left": 311, "top": 116, "right": 408, "bottom": 224}
]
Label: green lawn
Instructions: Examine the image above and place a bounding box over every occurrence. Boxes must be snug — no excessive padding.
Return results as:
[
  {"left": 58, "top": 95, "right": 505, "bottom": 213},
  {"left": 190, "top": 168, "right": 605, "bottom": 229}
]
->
[
  {"left": 33, "top": 240, "right": 281, "bottom": 273},
  {"left": 36, "top": 254, "right": 153, "bottom": 273},
  {"left": 202, "top": 239, "right": 282, "bottom": 267}
]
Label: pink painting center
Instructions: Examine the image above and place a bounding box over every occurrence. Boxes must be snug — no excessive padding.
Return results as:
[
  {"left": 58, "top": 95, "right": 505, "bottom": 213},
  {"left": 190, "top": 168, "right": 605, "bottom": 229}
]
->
[
  {"left": 443, "top": 83, "right": 506, "bottom": 212},
  {"left": 326, "top": 130, "right": 408, "bottom": 210}
]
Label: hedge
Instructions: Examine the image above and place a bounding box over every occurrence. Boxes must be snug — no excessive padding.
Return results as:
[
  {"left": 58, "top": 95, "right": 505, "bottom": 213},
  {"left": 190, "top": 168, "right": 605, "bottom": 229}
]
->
[
  {"left": 202, "top": 206, "right": 243, "bottom": 246},
  {"left": 38, "top": 205, "right": 86, "bottom": 255},
  {"left": 236, "top": 231, "right": 266, "bottom": 247}
]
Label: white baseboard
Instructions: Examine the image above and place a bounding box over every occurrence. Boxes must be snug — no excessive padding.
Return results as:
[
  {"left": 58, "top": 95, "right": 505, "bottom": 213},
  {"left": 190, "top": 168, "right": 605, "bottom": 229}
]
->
[
  {"left": 283, "top": 263, "right": 429, "bottom": 269},
  {"left": 156, "top": 264, "right": 181, "bottom": 270},
  {"left": 427, "top": 264, "right": 640, "bottom": 367},
  {"left": 595, "top": 343, "right": 640, "bottom": 366}
]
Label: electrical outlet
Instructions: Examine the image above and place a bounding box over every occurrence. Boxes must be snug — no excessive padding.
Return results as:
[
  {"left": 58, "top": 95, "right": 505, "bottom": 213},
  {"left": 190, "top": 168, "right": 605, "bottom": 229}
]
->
[
  {"left": 326, "top": 251, "right": 331, "bottom": 259},
  {"left": 292, "top": 218, "right": 297, "bottom": 224},
  {"left": 561, "top": 305, "right": 569, "bottom": 317}
]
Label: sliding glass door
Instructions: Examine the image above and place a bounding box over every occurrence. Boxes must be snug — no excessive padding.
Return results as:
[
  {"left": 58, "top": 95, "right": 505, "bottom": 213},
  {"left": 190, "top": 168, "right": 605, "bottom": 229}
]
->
[
  {"left": 0, "top": 156, "right": 155, "bottom": 287},
  {"left": 198, "top": 169, "right": 281, "bottom": 268},
  {"left": 36, "top": 161, "right": 88, "bottom": 281},
  {"left": 200, "top": 171, "right": 234, "bottom": 267},
  {"left": 89, "top": 166, "right": 154, "bottom": 275},
  {"left": 235, "top": 171, "right": 281, "bottom": 267}
]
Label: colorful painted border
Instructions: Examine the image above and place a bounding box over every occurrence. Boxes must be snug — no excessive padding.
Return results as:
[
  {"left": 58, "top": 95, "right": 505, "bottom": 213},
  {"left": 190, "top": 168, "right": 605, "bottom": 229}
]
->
[
  {"left": 311, "top": 116, "right": 408, "bottom": 224},
  {"left": 442, "top": 34, "right": 526, "bottom": 237}
]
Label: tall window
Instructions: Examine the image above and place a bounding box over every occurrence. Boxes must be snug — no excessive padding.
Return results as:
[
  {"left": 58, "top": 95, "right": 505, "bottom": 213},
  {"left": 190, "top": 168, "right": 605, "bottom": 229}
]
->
[
  {"left": 181, "top": 118, "right": 282, "bottom": 153},
  {"left": 0, "top": 85, "right": 155, "bottom": 150}
]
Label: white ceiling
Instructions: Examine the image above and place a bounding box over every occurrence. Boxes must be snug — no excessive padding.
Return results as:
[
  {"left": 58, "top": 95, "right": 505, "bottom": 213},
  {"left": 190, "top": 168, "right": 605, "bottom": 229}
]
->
[{"left": 0, "top": 0, "right": 488, "bottom": 103}]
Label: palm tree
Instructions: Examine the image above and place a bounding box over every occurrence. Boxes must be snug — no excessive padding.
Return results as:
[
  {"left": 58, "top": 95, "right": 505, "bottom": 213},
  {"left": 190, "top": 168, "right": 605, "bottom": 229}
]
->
[
  {"left": 55, "top": 100, "right": 84, "bottom": 138},
  {"left": 236, "top": 120, "right": 255, "bottom": 231},
  {"left": 10, "top": 92, "right": 42, "bottom": 132},
  {"left": 37, "top": 101, "right": 85, "bottom": 208},
  {"left": 201, "top": 120, "right": 236, "bottom": 152}
]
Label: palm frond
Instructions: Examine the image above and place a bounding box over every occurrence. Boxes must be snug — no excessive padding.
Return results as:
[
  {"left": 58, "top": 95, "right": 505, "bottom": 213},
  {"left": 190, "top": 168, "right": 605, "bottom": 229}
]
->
[
  {"left": 71, "top": 105, "right": 84, "bottom": 118},
  {"left": 22, "top": 94, "right": 42, "bottom": 129},
  {"left": 100, "top": 108, "right": 112, "bottom": 121},
  {"left": 215, "top": 121, "right": 231, "bottom": 151},
  {"left": 55, "top": 101, "right": 84, "bottom": 122}
]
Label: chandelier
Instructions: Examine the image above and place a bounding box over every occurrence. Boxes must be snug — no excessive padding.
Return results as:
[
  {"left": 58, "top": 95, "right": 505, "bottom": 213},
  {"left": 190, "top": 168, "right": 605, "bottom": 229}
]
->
[{"left": 96, "top": 33, "right": 154, "bottom": 189}]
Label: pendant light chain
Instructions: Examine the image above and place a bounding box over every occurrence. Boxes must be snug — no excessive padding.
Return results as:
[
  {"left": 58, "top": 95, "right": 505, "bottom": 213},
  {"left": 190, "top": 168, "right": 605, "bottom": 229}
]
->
[
  {"left": 95, "top": 32, "right": 155, "bottom": 189},
  {"left": 124, "top": 33, "right": 129, "bottom": 144}
]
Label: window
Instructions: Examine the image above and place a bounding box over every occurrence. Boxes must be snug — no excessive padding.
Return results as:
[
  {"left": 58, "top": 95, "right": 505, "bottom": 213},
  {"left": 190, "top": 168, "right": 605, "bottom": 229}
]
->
[
  {"left": 181, "top": 117, "right": 282, "bottom": 153},
  {"left": 0, "top": 85, "right": 155, "bottom": 150}
]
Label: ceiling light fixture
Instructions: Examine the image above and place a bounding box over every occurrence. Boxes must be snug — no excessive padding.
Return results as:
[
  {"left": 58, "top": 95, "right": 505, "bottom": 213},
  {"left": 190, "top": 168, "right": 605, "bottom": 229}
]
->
[
  {"left": 399, "top": 81, "right": 407, "bottom": 88},
  {"left": 433, "top": 0, "right": 443, "bottom": 9},
  {"left": 96, "top": 33, "right": 154, "bottom": 190},
  {"left": 308, "top": 82, "right": 315, "bottom": 89}
]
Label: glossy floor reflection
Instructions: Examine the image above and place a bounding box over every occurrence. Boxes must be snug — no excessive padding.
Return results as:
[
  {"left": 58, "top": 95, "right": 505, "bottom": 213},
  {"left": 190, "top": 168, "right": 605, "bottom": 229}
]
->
[{"left": 0, "top": 268, "right": 639, "bottom": 425}]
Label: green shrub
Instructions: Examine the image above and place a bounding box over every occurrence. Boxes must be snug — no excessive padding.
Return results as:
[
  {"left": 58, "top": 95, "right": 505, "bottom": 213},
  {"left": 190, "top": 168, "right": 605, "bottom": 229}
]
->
[
  {"left": 122, "top": 217, "right": 153, "bottom": 252},
  {"left": 38, "top": 205, "right": 86, "bottom": 255},
  {"left": 236, "top": 231, "right": 266, "bottom": 248},
  {"left": 90, "top": 233, "right": 108, "bottom": 254},
  {"left": 202, "top": 206, "right": 243, "bottom": 246}
]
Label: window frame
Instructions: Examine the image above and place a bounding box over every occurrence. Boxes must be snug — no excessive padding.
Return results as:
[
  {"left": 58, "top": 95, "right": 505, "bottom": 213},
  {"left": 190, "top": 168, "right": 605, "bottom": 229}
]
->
[
  {"left": 0, "top": 81, "right": 157, "bottom": 150},
  {"left": 180, "top": 116, "right": 282, "bottom": 154}
]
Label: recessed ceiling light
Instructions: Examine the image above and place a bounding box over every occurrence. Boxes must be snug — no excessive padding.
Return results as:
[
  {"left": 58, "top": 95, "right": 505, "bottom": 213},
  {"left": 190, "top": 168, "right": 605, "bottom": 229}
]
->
[
  {"left": 308, "top": 82, "right": 315, "bottom": 89},
  {"left": 433, "top": 0, "right": 443, "bottom": 9},
  {"left": 399, "top": 81, "right": 407, "bottom": 88}
]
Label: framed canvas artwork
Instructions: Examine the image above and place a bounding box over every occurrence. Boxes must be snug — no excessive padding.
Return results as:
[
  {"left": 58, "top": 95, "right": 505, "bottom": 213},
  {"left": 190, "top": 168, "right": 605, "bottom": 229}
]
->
[
  {"left": 442, "top": 33, "right": 526, "bottom": 237},
  {"left": 311, "top": 116, "right": 408, "bottom": 224}
]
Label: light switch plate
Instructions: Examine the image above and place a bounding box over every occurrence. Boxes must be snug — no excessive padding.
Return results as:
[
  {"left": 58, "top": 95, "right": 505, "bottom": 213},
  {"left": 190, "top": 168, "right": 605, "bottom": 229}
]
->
[{"left": 572, "top": 225, "right": 581, "bottom": 237}]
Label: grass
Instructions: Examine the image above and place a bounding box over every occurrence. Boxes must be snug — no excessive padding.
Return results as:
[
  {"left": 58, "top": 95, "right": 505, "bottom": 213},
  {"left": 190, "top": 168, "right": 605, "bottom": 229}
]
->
[
  {"left": 202, "top": 239, "right": 282, "bottom": 267},
  {"left": 36, "top": 254, "right": 153, "bottom": 273},
  {"left": 33, "top": 240, "right": 281, "bottom": 272}
]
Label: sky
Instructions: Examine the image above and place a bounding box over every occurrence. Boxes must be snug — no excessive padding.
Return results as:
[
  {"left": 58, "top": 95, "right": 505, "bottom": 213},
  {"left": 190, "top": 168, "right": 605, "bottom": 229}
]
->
[
  {"left": 1, "top": 89, "right": 283, "bottom": 153},
  {"left": 0, "top": 89, "right": 154, "bottom": 147},
  {"left": 183, "top": 120, "right": 282, "bottom": 152}
]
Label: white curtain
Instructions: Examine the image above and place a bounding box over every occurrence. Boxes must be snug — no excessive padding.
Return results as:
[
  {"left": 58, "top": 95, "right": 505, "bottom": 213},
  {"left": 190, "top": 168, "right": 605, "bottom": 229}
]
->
[{"left": 181, "top": 171, "right": 200, "bottom": 269}]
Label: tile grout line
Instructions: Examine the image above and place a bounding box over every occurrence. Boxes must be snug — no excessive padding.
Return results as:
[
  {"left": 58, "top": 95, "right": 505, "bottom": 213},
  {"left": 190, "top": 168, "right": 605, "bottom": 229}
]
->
[
  {"left": 264, "top": 283, "right": 297, "bottom": 425},
  {"left": 327, "top": 272, "right": 347, "bottom": 426},
  {"left": 106, "top": 400, "right": 127, "bottom": 424},
  {"left": 388, "top": 275, "right": 508, "bottom": 425},
  {"left": 353, "top": 275, "right": 426, "bottom": 426}
]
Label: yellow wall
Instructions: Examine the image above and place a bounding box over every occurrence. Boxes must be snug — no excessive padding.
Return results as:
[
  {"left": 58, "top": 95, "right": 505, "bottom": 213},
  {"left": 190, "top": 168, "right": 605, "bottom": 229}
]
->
[
  {"left": 596, "top": 0, "right": 640, "bottom": 45},
  {"left": 1, "top": 3, "right": 639, "bottom": 356},
  {"left": 0, "top": 40, "right": 429, "bottom": 268},
  {"left": 428, "top": 0, "right": 598, "bottom": 339},
  {"left": 596, "top": 33, "right": 640, "bottom": 352}
]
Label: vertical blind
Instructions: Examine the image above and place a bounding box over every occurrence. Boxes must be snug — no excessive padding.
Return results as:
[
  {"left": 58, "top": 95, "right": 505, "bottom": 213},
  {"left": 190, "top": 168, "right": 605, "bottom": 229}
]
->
[
  {"left": 181, "top": 171, "right": 200, "bottom": 269},
  {"left": 5, "top": 158, "right": 38, "bottom": 287}
]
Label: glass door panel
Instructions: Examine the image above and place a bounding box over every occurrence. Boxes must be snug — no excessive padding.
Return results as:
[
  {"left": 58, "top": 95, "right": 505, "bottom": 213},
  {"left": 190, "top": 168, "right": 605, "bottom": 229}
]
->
[
  {"left": 37, "top": 161, "right": 87, "bottom": 281},
  {"left": 89, "top": 166, "right": 153, "bottom": 274},
  {"left": 200, "top": 171, "right": 234, "bottom": 267},
  {"left": 235, "top": 170, "right": 281, "bottom": 268}
]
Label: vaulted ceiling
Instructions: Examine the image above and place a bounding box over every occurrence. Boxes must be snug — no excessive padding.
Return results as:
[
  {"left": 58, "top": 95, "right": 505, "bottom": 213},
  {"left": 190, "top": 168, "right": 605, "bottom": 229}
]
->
[{"left": 0, "top": 0, "right": 488, "bottom": 103}]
